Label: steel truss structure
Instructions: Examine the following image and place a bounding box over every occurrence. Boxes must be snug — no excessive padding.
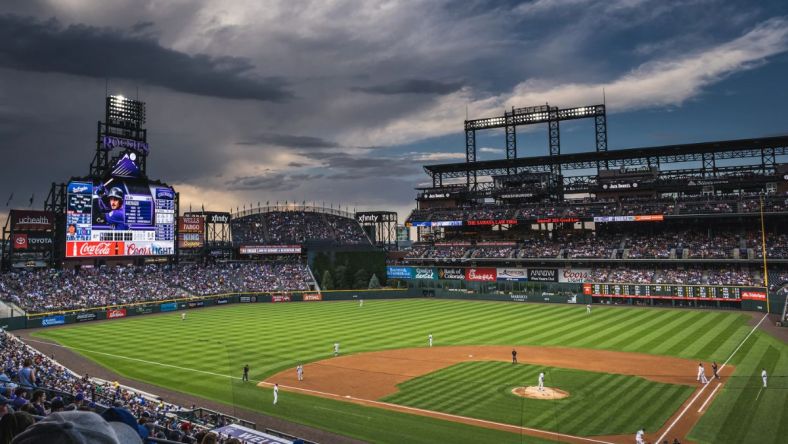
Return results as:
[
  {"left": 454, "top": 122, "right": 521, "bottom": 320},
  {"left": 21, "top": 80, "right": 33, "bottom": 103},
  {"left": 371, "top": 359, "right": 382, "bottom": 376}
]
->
[
  {"left": 425, "top": 135, "right": 788, "bottom": 196},
  {"left": 463, "top": 104, "right": 607, "bottom": 187}
]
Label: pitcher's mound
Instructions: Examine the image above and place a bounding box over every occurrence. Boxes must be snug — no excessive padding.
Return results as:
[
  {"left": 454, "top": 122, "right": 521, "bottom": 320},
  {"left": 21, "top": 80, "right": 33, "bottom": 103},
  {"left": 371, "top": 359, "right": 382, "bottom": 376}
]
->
[{"left": 511, "top": 386, "right": 569, "bottom": 400}]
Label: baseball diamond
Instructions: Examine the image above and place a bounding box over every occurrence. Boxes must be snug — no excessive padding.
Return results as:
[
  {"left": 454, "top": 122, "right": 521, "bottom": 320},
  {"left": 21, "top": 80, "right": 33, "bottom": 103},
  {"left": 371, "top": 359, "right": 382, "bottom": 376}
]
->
[{"left": 31, "top": 299, "right": 788, "bottom": 444}]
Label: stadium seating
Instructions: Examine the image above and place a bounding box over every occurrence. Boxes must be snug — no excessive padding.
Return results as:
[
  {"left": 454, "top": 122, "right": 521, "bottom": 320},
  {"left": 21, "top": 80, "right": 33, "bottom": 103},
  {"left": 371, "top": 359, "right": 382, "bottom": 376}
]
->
[{"left": 231, "top": 211, "right": 370, "bottom": 246}]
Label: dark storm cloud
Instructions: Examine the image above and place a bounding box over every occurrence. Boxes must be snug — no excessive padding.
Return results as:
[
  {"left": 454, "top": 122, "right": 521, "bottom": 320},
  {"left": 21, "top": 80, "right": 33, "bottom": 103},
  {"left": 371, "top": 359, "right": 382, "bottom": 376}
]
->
[
  {"left": 0, "top": 14, "right": 293, "bottom": 102},
  {"left": 236, "top": 133, "right": 338, "bottom": 149},
  {"left": 226, "top": 173, "right": 324, "bottom": 191},
  {"left": 300, "top": 151, "right": 419, "bottom": 179},
  {"left": 352, "top": 79, "right": 464, "bottom": 95}
]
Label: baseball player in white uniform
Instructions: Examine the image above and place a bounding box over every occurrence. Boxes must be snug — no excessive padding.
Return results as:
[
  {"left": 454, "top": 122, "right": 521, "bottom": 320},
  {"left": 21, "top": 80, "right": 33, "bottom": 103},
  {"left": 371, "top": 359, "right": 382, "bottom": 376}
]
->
[
  {"left": 359, "top": 298, "right": 363, "bottom": 307},
  {"left": 762, "top": 368, "right": 768, "bottom": 388},
  {"left": 586, "top": 304, "right": 591, "bottom": 314},
  {"left": 697, "top": 363, "right": 709, "bottom": 384},
  {"left": 428, "top": 334, "right": 433, "bottom": 347},
  {"left": 273, "top": 383, "right": 279, "bottom": 404},
  {"left": 635, "top": 428, "right": 645, "bottom": 444},
  {"left": 538, "top": 372, "right": 545, "bottom": 391},
  {"left": 181, "top": 312, "right": 186, "bottom": 321},
  {"left": 296, "top": 365, "right": 303, "bottom": 381},
  {"left": 334, "top": 342, "right": 340, "bottom": 356}
]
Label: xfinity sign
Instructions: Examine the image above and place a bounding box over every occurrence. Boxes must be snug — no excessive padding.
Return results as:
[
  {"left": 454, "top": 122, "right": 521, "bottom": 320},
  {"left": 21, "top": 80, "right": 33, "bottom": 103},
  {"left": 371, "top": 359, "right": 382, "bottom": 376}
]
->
[{"left": 357, "top": 214, "right": 380, "bottom": 223}]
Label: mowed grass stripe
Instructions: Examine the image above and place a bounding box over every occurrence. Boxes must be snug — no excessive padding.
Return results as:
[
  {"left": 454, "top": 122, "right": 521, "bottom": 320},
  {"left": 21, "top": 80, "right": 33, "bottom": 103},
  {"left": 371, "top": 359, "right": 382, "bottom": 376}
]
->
[{"left": 33, "top": 299, "right": 778, "bottom": 443}]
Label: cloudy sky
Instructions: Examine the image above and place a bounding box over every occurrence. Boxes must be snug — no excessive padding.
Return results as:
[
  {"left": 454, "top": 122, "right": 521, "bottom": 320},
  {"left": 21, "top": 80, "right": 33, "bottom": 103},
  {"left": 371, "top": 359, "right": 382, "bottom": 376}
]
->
[{"left": 1, "top": 0, "right": 787, "bottom": 221}]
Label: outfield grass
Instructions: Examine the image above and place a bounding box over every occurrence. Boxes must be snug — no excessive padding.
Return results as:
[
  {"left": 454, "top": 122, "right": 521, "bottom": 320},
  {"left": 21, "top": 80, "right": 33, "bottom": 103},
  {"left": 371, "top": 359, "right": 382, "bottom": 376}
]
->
[
  {"left": 33, "top": 299, "right": 786, "bottom": 443},
  {"left": 382, "top": 361, "right": 694, "bottom": 436}
]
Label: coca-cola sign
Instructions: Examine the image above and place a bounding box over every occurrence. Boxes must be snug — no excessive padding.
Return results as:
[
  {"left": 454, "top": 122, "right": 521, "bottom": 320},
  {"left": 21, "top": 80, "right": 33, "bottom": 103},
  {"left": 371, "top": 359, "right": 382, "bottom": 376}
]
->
[
  {"left": 465, "top": 267, "right": 497, "bottom": 281},
  {"left": 67, "top": 242, "right": 124, "bottom": 258},
  {"left": 107, "top": 308, "right": 127, "bottom": 319}
]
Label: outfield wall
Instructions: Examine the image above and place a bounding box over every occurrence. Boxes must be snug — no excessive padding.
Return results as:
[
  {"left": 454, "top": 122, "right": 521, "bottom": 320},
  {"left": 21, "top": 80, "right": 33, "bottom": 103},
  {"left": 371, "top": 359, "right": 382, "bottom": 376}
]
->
[{"left": 9, "top": 288, "right": 418, "bottom": 330}]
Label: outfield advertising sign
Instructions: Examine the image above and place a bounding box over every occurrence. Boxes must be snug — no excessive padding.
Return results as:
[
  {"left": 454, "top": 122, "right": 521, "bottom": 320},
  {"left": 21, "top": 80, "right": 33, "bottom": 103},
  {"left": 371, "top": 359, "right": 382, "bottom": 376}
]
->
[
  {"left": 497, "top": 268, "right": 528, "bottom": 281},
  {"left": 239, "top": 296, "right": 258, "bottom": 303},
  {"left": 75, "top": 313, "right": 97, "bottom": 323},
  {"left": 415, "top": 267, "right": 436, "bottom": 280},
  {"left": 216, "top": 298, "right": 229, "bottom": 304},
  {"left": 107, "top": 308, "right": 127, "bottom": 319},
  {"left": 387, "top": 266, "right": 415, "bottom": 279},
  {"left": 42, "top": 315, "right": 65, "bottom": 327},
  {"left": 272, "top": 295, "right": 291, "bottom": 302},
  {"left": 465, "top": 267, "right": 497, "bottom": 281},
  {"left": 527, "top": 268, "right": 558, "bottom": 282},
  {"left": 558, "top": 268, "right": 591, "bottom": 283},
  {"left": 303, "top": 293, "right": 323, "bottom": 301},
  {"left": 160, "top": 302, "right": 178, "bottom": 312},
  {"left": 438, "top": 268, "right": 465, "bottom": 280}
]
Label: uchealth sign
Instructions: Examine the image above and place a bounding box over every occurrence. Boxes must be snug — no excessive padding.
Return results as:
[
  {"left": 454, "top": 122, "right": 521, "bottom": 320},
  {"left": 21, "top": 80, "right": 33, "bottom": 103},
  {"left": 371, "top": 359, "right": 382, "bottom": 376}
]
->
[
  {"left": 465, "top": 267, "right": 497, "bottom": 281},
  {"left": 497, "top": 268, "right": 528, "bottom": 281},
  {"left": 558, "top": 268, "right": 591, "bottom": 283},
  {"left": 527, "top": 268, "right": 558, "bottom": 282},
  {"left": 10, "top": 210, "right": 55, "bottom": 231}
]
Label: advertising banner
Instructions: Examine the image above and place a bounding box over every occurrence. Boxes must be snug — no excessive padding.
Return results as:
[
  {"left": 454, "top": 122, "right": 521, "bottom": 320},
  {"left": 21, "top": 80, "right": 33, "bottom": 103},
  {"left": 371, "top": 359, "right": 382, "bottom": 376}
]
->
[
  {"left": 536, "top": 217, "right": 580, "bottom": 224},
  {"left": 303, "top": 293, "right": 323, "bottom": 301},
  {"left": 415, "top": 267, "right": 436, "bottom": 280},
  {"left": 12, "top": 234, "right": 27, "bottom": 250},
  {"left": 593, "top": 215, "right": 664, "bottom": 223},
  {"left": 75, "top": 312, "right": 97, "bottom": 323},
  {"left": 272, "top": 294, "right": 291, "bottom": 302},
  {"left": 178, "top": 216, "right": 205, "bottom": 249},
  {"left": 558, "top": 268, "right": 591, "bottom": 283},
  {"left": 527, "top": 268, "right": 558, "bottom": 282},
  {"left": 160, "top": 302, "right": 178, "bottom": 312},
  {"left": 207, "top": 213, "right": 231, "bottom": 224},
  {"left": 10, "top": 210, "right": 55, "bottom": 231},
  {"left": 210, "top": 424, "right": 292, "bottom": 444},
  {"left": 465, "top": 267, "right": 497, "bottom": 281},
  {"left": 188, "top": 301, "right": 206, "bottom": 308},
  {"left": 67, "top": 241, "right": 125, "bottom": 258},
  {"left": 467, "top": 219, "right": 517, "bottom": 226},
  {"left": 496, "top": 268, "right": 528, "bottom": 281},
  {"left": 26, "top": 234, "right": 54, "bottom": 252},
  {"left": 386, "top": 266, "right": 415, "bottom": 279},
  {"left": 741, "top": 290, "right": 767, "bottom": 300},
  {"left": 107, "top": 308, "right": 127, "bottom": 319},
  {"left": 216, "top": 298, "right": 229, "bottom": 305},
  {"left": 41, "top": 315, "right": 65, "bottom": 327},
  {"left": 438, "top": 268, "right": 465, "bottom": 280},
  {"left": 239, "top": 295, "right": 257, "bottom": 303},
  {"left": 239, "top": 245, "right": 302, "bottom": 255},
  {"left": 135, "top": 306, "right": 154, "bottom": 315}
]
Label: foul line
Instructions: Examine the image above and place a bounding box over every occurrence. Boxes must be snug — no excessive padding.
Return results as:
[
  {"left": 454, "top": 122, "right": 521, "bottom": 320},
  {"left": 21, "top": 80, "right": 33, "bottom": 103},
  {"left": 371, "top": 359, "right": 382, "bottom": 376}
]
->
[
  {"left": 656, "top": 313, "right": 768, "bottom": 443},
  {"left": 697, "top": 382, "right": 722, "bottom": 413},
  {"left": 24, "top": 338, "right": 611, "bottom": 444},
  {"left": 258, "top": 381, "right": 614, "bottom": 444},
  {"left": 755, "top": 387, "right": 764, "bottom": 401}
]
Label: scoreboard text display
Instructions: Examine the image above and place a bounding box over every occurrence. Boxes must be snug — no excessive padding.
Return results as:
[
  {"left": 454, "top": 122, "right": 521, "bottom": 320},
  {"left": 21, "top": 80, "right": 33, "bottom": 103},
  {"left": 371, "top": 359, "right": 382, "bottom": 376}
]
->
[{"left": 583, "top": 283, "right": 767, "bottom": 302}]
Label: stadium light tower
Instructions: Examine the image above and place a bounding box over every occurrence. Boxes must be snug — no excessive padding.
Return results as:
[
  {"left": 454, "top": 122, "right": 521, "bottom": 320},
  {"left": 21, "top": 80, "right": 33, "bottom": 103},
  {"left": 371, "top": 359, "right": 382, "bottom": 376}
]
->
[{"left": 760, "top": 194, "right": 771, "bottom": 314}]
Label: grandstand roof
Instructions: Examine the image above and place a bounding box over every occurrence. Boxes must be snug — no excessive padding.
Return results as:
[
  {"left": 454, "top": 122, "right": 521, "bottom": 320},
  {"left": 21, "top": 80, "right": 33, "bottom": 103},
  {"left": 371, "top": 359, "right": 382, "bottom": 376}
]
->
[{"left": 423, "top": 135, "right": 788, "bottom": 179}]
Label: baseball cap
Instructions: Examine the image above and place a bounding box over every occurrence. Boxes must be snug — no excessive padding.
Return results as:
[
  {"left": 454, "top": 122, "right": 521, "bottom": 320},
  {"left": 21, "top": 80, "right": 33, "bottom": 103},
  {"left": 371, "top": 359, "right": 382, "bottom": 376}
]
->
[
  {"left": 100, "top": 407, "right": 146, "bottom": 443},
  {"left": 11, "top": 411, "right": 121, "bottom": 444}
]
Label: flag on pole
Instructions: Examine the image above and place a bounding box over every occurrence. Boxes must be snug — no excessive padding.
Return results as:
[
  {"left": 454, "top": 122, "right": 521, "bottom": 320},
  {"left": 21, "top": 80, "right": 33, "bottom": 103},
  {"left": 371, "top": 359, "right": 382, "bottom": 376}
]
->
[
  {"left": 5, "top": 193, "right": 12, "bottom": 207},
  {"left": 28, "top": 194, "right": 34, "bottom": 207}
]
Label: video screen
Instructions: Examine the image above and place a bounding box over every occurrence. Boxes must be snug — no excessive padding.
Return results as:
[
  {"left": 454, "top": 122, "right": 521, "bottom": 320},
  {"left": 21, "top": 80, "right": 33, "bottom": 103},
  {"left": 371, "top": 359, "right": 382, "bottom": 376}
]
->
[{"left": 66, "top": 167, "right": 175, "bottom": 257}]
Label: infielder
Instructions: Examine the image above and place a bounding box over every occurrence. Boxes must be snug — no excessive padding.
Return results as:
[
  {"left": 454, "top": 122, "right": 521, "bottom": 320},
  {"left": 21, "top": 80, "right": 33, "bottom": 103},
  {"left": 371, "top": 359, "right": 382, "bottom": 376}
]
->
[
  {"left": 296, "top": 365, "right": 304, "bottom": 381},
  {"left": 635, "top": 428, "right": 645, "bottom": 444},
  {"left": 762, "top": 368, "right": 768, "bottom": 388},
  {"left": 333, "top": 342, "right": 340, "bottom": 356},
  {"left": 697, "top": 363, "right": 709, "bottom": 384},
  {"left": 428, "top": 334, "right": 433, "bottom": 347},
  {"left": 511, "top": 349, "right": 517, "bottom": 364},
  {"left": 538, "top": 372, "right": 545, "bottom": 391},
  {"left": 273, "top": 383, "right": 279, "bottom": 404}
]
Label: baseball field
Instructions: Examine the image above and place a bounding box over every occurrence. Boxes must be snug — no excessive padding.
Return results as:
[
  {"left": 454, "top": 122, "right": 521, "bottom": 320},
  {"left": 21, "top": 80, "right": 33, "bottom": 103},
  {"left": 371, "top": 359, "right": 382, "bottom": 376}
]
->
[{"left": 30, "top": 299, "right": 787, "bottom": 443}]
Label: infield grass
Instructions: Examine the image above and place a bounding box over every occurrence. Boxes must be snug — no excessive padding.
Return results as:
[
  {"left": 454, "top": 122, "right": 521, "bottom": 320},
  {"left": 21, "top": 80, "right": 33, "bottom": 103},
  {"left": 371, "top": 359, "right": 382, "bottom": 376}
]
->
[{"left": 33, "top": 299, "right": 786, "bottom": 443}]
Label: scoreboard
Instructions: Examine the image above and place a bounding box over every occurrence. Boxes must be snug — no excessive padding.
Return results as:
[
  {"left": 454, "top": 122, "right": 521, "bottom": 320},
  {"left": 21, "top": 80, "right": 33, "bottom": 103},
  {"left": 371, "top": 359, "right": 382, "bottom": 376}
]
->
[{"left": 582, "top": 283, "right": 767, "bottom": 302}]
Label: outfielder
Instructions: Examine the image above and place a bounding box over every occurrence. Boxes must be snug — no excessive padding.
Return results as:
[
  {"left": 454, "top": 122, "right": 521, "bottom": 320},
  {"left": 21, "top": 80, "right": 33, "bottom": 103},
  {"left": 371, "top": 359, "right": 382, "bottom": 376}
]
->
[
  {"left": 538, "top": 372, "right": 545, "bottom": 391},
  {"left": 586, "top": 304, "right": 591, "bottom": 314},
  {"left": 181, "top": 312, "right": 186, "bottom": 321},
  {"left": 762, "top": 368, "right": 768, "bottom": 388},
  {"left": 273, "top": 383, "right": 279, "bottom": 404},
  {"left": 697, "top": 363, "right": 709, "bottom": 384},
  {"left": 359, "top": 299, "right": 363, "bottom": 307},
  {"left": 428, "top": 334, "right": 433, "bottom": 347}
]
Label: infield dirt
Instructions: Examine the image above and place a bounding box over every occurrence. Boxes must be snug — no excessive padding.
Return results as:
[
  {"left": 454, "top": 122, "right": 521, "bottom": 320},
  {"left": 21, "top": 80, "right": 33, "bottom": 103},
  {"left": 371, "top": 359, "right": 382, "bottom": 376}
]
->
[{"left": 263, "top": 345, "right": 732, "bottom": 444}]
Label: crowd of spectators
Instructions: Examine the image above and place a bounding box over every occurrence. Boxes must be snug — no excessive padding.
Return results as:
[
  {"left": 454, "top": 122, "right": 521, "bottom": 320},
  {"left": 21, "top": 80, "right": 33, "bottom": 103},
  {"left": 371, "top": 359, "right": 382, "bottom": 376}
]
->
[
  {"left": 406, "top": 192, "right": 788, "bottom": 223},
  {"left": 587, "top": 267, "right": 758, "bottom": 286},
  {"left": 231, "top": 211, "right": 370, "bottom": 246},
  {"left": 0, "top": 262, "right": 315, "bottom": 313},
  {"left": 0, "top": 330, "right": 271, "bottom": 443}
]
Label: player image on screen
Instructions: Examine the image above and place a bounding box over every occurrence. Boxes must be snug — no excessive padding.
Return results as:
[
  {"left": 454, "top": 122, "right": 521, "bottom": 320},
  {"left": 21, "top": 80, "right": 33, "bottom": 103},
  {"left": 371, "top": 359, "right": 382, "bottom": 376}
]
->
[{"left": 94, "top": 184, "right": 128, "bottom": 230}]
